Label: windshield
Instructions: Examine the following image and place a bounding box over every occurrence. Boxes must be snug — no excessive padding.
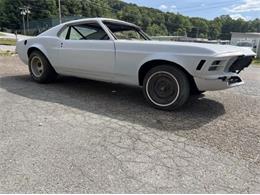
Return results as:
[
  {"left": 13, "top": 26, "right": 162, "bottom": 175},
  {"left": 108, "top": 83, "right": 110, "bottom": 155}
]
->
[
  {"left": 103, "top": 21, "right": 150, "bottom": 41},
  {"left": 236, "top": 42, "right": 253, "bottom": 47}
]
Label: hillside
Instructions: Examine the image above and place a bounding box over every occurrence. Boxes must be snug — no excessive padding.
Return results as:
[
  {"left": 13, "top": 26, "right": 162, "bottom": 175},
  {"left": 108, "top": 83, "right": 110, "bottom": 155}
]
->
[{"left": 0, "top": 0, "right": 259, "bottom": 39}]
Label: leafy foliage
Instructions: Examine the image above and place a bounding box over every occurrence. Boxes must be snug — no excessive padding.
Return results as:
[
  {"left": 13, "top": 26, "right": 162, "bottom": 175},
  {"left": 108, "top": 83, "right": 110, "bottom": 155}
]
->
[{"left": 0, "top": 0, "right": 259, "bottom": 39}]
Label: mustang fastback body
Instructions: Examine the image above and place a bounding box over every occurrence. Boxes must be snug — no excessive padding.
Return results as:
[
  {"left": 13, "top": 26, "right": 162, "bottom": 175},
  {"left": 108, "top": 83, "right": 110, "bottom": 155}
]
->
[{"left": 16, "top": 18, "right": 255, "bottom": 110}]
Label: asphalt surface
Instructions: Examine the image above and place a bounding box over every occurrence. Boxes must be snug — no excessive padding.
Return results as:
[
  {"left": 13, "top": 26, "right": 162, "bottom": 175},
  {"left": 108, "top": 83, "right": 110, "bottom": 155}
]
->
[{"left": 0, "top": 56, "right": 259, "bottom": 193}]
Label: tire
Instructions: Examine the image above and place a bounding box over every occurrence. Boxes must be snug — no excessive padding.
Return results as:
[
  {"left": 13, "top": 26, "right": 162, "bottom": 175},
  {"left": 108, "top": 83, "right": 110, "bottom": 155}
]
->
[
  {"left": 191, "top": 89, "right": 205, "bottom": 96},
  {"left": 29, "top": 51, "right": 57, "bottom": 83},
  {"left": 143, "top": 65, "right": 190, "bottom": 111}
]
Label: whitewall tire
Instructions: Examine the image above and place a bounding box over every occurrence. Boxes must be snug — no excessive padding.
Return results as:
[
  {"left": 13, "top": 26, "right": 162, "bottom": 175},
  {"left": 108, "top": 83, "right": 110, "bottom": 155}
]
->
[{"left": 143, "top": 65, "right": 190, "bottom": 110}]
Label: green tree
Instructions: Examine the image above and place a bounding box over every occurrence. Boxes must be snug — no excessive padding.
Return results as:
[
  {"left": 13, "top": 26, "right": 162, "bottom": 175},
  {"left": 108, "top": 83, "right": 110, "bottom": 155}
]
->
[
  {"left": 190, "top": 17, "right": 209, "bottom": 38},
  {"left": 1, "top": 0, "right": 57, "bottom": 30},
  {"left": 208, "top": 19, "right": 221, "bottom": 40},
  {"left": 147, "top": 23, "right": 167, "bottom": 36},
  {"left": 0, "top": 0, "right": 259, "bottom": 37},
  {"left": 118, "top": 5, "right": 142, "bottom": 25},
  {"left": 0, "top": 0, "right": 5, "bottom": 30}
]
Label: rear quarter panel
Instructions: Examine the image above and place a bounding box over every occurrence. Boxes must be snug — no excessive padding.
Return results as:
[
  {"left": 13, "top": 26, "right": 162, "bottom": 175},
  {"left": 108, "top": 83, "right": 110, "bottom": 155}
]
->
[{"left": 16, "top": 36, "right": 61, "bottom": 69}]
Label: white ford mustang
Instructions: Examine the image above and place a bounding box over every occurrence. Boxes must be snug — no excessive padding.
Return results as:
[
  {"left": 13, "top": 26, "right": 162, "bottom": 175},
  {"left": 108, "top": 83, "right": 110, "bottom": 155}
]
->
[{"left": 16, "top": 18, "right": 255, "bottom": 110}]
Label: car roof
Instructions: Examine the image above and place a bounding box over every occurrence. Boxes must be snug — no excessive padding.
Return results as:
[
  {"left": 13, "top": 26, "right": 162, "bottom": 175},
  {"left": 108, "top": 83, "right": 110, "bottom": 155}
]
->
[
  {"left": 63, "top": 18, "right": 140, "bottom": 29},
  {"left": 38, "top": 18, "right": 141, "bottom": 37}
]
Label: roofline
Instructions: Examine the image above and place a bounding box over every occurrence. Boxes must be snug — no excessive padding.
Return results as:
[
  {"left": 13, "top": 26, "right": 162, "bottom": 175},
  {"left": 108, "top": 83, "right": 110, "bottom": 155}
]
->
[{"left": 63, "top": 18, "right": 140, "bottom": 28}]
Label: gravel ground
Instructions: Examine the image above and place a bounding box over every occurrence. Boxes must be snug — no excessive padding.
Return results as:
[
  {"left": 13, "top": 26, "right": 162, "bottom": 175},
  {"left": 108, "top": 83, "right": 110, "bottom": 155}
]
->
[
  {"left": 0, "top": 56, "right": 259, "bottom": 193},
  {"left": 0, "top": 45, "right": 16, "bottom": 52}
]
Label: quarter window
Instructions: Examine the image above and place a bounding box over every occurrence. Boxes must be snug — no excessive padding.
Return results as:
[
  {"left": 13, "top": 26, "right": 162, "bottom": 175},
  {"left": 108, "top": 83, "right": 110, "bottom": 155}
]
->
[{"left": 59, "top": 27, "right": 69, "bottom": 39}]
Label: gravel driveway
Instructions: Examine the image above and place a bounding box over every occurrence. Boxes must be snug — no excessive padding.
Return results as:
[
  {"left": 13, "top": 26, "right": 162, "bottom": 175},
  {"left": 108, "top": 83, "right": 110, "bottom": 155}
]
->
[
  {"left": 0, "top": 56, "right": 259, "bottom": 193},
  {"left": 0, "top": 45, "right": 16, "bottom": 52}
]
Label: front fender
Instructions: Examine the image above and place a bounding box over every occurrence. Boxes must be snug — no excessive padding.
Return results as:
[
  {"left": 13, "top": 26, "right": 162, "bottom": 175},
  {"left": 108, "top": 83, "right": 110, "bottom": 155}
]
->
[{"left": 137, "top": 53, "right": 194, "bottom": 75}]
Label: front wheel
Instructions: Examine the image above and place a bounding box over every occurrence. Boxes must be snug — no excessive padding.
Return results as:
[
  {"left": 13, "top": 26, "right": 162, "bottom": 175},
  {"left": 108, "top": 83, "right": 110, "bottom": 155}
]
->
[{"left": 143, "top": 65, "right": 190, "bottom": 111}]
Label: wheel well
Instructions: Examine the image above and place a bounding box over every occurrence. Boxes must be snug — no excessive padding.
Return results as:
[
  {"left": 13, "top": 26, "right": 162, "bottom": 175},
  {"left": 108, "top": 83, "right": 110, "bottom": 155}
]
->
[
  {"left": 138, "top": 60, "right": 198, "bottom": 90},
  {"left": 27, "top": 47, "right": 57, "bottom": 73},
  {"left": 27, "top": 47, "right": 43, "bottom": 58}
]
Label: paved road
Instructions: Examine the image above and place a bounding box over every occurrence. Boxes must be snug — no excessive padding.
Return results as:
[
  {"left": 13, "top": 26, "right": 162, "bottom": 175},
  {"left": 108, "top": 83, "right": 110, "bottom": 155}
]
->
[{"left": 0, "top": 56, "right": 259, "bottom": 193}]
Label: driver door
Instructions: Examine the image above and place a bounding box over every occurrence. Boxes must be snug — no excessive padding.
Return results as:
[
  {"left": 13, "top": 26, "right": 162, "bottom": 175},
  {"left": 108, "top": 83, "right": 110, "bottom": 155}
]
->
[{"left": 58, "top": 22, "right": 115, "bottom": 81}]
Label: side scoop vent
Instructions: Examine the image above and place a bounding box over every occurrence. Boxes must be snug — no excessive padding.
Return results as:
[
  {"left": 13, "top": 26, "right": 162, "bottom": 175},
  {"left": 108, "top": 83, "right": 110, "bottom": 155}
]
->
[{"left": 196, "top": 60, "right": 206, "bottom": 70}]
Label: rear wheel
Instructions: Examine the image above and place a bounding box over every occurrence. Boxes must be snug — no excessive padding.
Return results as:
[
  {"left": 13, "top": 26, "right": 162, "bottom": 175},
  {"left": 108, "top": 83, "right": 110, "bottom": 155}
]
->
[
  {"left": 29, "top": 51, "right": 57, "bottom": 83},
  {"left": 143, "top": 65, "right": 190, "bottom": 110}
]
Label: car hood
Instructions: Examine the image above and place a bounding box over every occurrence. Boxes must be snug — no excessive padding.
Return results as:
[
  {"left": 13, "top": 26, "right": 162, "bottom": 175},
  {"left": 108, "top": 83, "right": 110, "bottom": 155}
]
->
[{"left": 119, "top": 40, "right": 256, "bottom": 57}]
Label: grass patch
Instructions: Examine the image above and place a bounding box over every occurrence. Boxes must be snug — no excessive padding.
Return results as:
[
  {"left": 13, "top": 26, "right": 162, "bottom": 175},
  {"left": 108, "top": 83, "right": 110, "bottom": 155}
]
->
[
  {"left": 0, "top": 50, "right": 16, "bottom": 56},
  {"left": 0, "top": 32, "right": 6, "bottom": 36},
  {"left": 253, "top": 59, "right": 260, "bottom": 65},
  {"left": 0, "top": 38, "right": 16, "bottom": 46}
]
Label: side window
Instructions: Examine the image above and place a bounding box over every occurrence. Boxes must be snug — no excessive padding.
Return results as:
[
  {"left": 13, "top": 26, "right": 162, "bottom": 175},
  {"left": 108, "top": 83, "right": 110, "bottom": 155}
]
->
[
  {"left": 113, "top": 30, "right": 144, "bottom": 40},
  {"left": 66, "top": 23, "right": 109, "bottom": 40}
]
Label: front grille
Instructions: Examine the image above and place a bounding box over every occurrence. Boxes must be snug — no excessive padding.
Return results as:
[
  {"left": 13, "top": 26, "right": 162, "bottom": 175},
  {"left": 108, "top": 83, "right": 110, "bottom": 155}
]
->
[
  {"left": 229, "top": 56, "right": 253, "bottom": 73},
  {"left": 228, "top": 76, "right": 242, "bottom": 84}
]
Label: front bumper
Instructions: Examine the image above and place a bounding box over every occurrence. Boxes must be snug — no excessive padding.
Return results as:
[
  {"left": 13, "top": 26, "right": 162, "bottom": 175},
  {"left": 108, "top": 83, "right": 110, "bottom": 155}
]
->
[
  {"left": 194, "top": 55, "right": 254, "bottom": 91},
  {"left": 194, "top": 75, "right": 244, "bottom": 91}
]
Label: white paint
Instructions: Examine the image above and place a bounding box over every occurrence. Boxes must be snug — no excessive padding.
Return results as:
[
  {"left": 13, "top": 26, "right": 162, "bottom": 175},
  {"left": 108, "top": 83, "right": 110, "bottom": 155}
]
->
[{"left": 16, "top": 18, "right": 256, "bottom": 91}]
